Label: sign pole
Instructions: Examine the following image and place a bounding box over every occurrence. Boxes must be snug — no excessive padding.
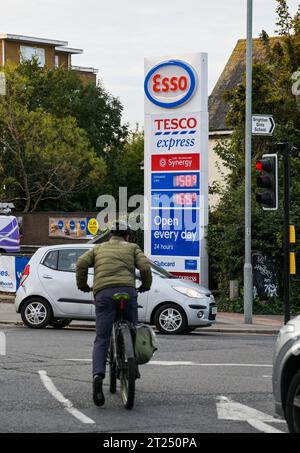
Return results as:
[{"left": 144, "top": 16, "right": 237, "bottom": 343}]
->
[
  {"left": 283, "top": 143, "right": 290, "bottom": 324},
  {"left": 244, "top": 0, "right": 253, "bottom": 324}
]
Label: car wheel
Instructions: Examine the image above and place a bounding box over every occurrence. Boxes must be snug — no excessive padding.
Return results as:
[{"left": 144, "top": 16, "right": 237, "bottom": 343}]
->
[
  {"left": 154, "top": 303, "right": 187, "bottom": 335},
  {"left": 286, "top": 370, "right": 300, "bottom": 433},
  {"left": 21, "top": 298, "right": 52, "bottom": 329},
  {"left": 49, "top": 319, "right": 72, "bottom": 329}
]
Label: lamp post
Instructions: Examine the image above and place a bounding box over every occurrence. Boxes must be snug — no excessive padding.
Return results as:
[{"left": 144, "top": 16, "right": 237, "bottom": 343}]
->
[{"left": 244, "top": 0, "right": 253, "bottom": 324}]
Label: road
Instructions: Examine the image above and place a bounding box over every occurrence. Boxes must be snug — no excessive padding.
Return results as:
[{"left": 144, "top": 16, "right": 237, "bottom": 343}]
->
[{"left": 0, "top": 325, "right": 288, "bottom": 433}]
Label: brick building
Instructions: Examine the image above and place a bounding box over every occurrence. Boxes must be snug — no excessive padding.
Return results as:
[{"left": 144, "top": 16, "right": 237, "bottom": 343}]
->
[{"left": 0, "top": 33, "right": 98, "bottom": 85}]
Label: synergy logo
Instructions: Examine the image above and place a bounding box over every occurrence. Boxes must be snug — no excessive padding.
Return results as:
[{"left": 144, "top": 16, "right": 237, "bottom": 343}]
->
[
  {"left": 144, "top": 60, "right": 197, "bottom": 108},
  {"left": 152, "top": 154, "right": 200, "bottom": 172}
]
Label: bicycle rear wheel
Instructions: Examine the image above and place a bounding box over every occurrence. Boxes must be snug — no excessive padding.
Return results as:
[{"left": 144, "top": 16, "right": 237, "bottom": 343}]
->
[
  {"left": 119, "top": 329, "right": 136, "bottom": 409},
  {"left": 109, "top": 337, "right": 117, "bottom": 394}
]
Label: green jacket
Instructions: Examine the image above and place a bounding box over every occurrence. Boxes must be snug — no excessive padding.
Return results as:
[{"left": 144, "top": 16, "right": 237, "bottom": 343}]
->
[{"left": 76, "top": 236, "right": 152, "bottom": 295}]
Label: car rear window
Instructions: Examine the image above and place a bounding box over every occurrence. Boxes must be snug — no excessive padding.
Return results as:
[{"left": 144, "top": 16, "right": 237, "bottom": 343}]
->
[
  {"left": 42, "top": 250, "right": 58, "bottom": 270},
  {"left": 57, "top": 249, "right": 89, "bottom": 272}
]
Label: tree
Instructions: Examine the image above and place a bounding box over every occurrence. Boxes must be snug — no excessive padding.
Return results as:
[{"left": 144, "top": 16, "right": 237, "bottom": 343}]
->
[
  {"left": 118, "top": 127, "right": 144, "bottom": 198},
  {"left": 207, "top": 0, "right": 300, "bottom": 312},
  {"left": 0, "top": 64, "right": 106, "bottom": 212}
]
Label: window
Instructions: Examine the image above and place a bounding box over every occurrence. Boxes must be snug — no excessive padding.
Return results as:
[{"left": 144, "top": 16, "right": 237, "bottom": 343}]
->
[
  {"left": 151, "top": 263, "right": 177, "bottom": 279},
  {"left": 55, "top": 55, "right": 59, "bottom": 67},
  {"left": 57, "top": 249, "right": 89, "bottom": 273},
  {"left": 42, "top": 250, "right": 58, "bottom": 270},
  {"left": 20, "top": 46, "right": 45, "bottom": 66}
]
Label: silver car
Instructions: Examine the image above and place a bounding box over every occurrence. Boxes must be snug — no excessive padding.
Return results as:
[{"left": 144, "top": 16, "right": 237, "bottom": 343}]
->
[
  {"left": 15, "top": 244, "right": 216, "bottom": 334},
  {"left": 273, "top": 315, "right": 300, "bottom": 432}
]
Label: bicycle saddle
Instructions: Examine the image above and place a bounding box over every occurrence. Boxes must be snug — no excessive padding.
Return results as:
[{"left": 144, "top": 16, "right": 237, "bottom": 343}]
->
[{"left": 112, "top": 292, "right": 130, "bottom": 302}]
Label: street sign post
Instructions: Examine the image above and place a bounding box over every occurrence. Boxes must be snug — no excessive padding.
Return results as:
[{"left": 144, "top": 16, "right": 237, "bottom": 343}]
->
[{"left": 252, "top": 115, "right": 275, "bottom": 136}]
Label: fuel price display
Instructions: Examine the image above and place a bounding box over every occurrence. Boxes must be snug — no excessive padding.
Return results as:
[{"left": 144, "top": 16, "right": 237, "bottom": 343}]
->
[{"left": 151, "top": 172, "right": 200, "bottom": 190}]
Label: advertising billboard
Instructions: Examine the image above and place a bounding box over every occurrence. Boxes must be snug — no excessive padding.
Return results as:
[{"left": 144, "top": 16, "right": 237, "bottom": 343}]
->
[{"left": 144, "top": 53, "right": 208, "bottom": 285}]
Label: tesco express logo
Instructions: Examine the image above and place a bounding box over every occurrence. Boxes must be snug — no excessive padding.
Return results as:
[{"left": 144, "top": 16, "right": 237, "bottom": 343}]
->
[{"left": 144, "top": 60, "right": 197, "bottom": 108}]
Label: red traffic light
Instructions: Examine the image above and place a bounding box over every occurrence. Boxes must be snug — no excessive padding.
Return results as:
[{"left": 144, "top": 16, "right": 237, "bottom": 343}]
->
[
  {"left": 255, "top": 158, "right": 273, "bottom": 172},
  {"left": 255, "top": 161, "right": 263, "bottom": 171}
]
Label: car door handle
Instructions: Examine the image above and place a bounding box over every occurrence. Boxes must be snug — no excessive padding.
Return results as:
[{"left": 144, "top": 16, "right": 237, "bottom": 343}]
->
[{"left": 42, "top": 275, "right": 53, "bottom": 279}]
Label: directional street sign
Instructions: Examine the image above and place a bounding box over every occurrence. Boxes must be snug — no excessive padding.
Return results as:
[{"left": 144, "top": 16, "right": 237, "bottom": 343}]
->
[{"left": 252, "top": 114, "right": 275, "bottom": 136}]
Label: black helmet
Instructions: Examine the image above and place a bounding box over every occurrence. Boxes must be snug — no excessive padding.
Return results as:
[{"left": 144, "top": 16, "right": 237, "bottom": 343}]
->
[{"left": 110, "top": 220, "right": 132, "bottom": 238}]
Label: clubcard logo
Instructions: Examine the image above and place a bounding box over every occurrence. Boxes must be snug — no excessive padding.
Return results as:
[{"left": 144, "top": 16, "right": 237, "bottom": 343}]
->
[
  {"left": 144, "top": 60, "right": 197, "bottom": 108},
  {"left": 153, "top": 259, "right": 176, "bottom": 268}
]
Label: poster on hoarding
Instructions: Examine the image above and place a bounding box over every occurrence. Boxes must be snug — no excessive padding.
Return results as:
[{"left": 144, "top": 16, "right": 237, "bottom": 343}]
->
[
  {"left": 49, "top": 216, "right": 99, "bottom": 240},
  {"left": 0, "top": 255, "right": 16, "bottom": 292}
]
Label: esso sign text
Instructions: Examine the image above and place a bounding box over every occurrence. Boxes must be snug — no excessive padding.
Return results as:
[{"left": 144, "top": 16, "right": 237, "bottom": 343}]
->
[
  {"left": 144, "top": 60, "right": 197, "bottom": 108},
  {"left": 152, "top": 74, "right": 188, "bottom": 93}
]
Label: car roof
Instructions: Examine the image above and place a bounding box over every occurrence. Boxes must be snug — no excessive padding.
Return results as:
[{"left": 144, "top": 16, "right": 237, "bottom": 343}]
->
[{"left": 37, "top": 243, "right": 93, "bottom": 252}]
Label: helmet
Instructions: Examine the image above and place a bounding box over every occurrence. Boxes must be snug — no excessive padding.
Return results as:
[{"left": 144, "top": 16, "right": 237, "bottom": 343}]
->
[{"left": 110, "top": 220, "right": 133, "bottom": 238}]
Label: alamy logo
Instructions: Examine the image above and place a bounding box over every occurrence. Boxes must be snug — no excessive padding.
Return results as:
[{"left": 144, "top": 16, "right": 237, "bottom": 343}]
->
[
  {"left": 0, "top": 332, "right": 6, "bottom": 356},
  {"left": 292, "top": 70, "right": 300, "bottom": 96}
]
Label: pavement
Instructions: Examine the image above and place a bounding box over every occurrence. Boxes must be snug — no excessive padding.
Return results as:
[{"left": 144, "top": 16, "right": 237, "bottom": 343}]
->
[{"left": 0, "top": 294, "right": 287, "bottom": 334}]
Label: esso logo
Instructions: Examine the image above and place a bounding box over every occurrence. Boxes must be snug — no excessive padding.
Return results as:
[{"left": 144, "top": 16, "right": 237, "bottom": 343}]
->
[{"left": 144, "top": 60, "right": 197, "bottom": 108}]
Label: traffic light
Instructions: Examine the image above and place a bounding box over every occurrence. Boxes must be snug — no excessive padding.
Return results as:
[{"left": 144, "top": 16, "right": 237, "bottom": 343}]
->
[{"left": 255, "top": 153, "right": 278, "bottom": 210}]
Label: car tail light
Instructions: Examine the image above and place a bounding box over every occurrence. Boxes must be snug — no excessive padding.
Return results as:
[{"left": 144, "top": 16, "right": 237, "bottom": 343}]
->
[{"left": 20, "top": 264, "right": 30, "bottom": 286}]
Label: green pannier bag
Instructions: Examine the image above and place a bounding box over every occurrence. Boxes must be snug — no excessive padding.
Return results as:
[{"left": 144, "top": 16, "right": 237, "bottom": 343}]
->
[{"left": 134, "top": 324, "right": 158, "bottom": 365}]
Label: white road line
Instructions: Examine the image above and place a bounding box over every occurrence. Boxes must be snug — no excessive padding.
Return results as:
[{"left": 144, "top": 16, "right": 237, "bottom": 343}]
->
[
  {"left": 149, "top": 361, "right": 272, "bottom": 367},
  {"left": 38, "top": 370, "right": 95, "bottom": 425},
  {"left": 216, "top": 396, "right": 285, "bottom": 434},
  {"left": 64, "top": 359, "right": 272, "bottom": 367}
]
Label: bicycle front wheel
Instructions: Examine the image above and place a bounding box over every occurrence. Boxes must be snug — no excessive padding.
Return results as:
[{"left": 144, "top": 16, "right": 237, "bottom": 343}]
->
[{"left": 119, "top": 330, "right": 136, "bottom": 409}]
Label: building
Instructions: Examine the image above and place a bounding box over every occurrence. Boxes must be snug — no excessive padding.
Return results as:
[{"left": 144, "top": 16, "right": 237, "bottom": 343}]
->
[
  {"left": 208, "top": 37, "right": 280, "bottom": 208},
  {"left": 0, "top": 33, "right": 98, "bottom": 85}
]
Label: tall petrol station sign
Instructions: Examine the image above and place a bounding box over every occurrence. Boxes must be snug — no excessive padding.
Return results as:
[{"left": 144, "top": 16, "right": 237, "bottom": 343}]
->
[{"left": 144, "top": 53, "right": 208, "bottom": 286}]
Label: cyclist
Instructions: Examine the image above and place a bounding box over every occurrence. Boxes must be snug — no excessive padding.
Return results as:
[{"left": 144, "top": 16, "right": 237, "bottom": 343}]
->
[{"left": 76, "top": 221, "right": 152, "bottom": 407}]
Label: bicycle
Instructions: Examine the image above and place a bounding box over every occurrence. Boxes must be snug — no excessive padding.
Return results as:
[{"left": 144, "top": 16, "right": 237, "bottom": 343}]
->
[{"left": 108, "top": 292, "right": 138, "bottom": 409}]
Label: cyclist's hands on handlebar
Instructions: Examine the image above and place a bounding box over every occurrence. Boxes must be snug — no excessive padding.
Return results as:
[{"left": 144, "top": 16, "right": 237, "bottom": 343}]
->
[
  {"left": 80, "top": 284, "right": 91, "bottom": 293},
  {"left": 137, "top": 285, "right": 149, "bottom": 293}
]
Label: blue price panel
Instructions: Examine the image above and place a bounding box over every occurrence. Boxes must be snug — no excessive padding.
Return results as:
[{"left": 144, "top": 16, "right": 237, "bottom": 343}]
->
[
  {"left": 151, "top": 208, "right": 200, "bottom": 257},
  {"left": 151, "top": 172, "right": 200, "bottom": 190},
  {"left": 151, "top": 191, "right": 199, "bottom": 208}
]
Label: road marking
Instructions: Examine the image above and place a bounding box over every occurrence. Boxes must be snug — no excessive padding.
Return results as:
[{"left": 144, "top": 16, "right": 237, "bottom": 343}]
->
[
  {"left": 38, "top": 370, "right": 95, "bottom": 425},
  {"left": 216, "top": 396, "right": 285, "bottom": 434},
  {"left": 64, "top": 359, "right": 272, "bottom": 367},
  {"left": 65, "top": 359, "right": 92, "bottom": 362},
  {"left": 149, "top": 361, "right": 272, "bottom": 367}
]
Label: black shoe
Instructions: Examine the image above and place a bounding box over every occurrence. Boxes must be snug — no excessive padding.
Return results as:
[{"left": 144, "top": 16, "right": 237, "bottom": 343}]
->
[
  {"left": 136, "top": 366, "right": 141, "bottom": 379},
  {"left": 93, "top": 374, "right": 105, "bottom": 407}
]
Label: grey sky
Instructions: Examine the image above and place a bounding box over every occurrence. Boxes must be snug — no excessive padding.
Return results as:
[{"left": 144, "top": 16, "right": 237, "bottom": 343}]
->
[{"left": 1, "top": 0, "right": 300, "bottom": 127}]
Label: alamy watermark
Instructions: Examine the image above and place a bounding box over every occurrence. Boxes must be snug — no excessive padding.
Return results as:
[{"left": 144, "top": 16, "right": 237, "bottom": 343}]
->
[
  {"left": 292, "top": 70, "right": 300, "bottom": 96},
  {"left": 95, "top": 187, "right": 205, "bottom": 241},
  {"left": 0, "top": 331, "right": 6, "bottom": 356}
]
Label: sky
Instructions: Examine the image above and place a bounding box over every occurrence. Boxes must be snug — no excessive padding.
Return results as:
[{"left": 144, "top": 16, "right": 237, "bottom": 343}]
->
[{"left": 1, "top": 0, "right": 300, "bottom": 128}]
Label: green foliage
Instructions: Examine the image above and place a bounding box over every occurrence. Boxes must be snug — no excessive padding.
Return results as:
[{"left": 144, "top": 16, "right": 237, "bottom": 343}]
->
[
  {"left": 0, "top": 59, "right": 127, "bottom": 212},
  {"left": 208, "top": 2, "right": 300, "bottom": 313}
]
